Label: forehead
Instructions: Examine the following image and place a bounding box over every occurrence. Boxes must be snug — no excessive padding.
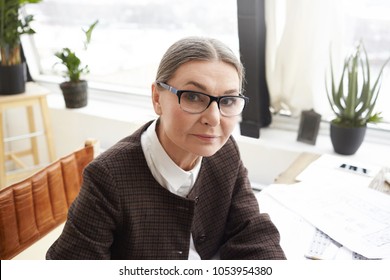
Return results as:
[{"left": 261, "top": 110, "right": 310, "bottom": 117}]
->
[{"left": 170, "top": 60, "right": 240, "bottom": 89}]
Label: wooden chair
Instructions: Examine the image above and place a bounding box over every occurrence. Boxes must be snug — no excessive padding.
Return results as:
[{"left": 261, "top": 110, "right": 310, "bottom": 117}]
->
[{"left": 0, "top": 140, "right": 95, "bottom": 260}]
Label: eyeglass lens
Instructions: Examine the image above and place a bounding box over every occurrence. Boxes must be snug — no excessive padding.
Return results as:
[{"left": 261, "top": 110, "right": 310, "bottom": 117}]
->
[{"left": 179, "top": 91, "right": 245, "bottom": 116}]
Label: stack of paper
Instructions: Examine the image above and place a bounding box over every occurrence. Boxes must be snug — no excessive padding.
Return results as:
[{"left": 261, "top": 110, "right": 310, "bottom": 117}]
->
[
  {"left": 262, "top": 154, "right": 390, "bottom": 259},
  {"left": 263, "top": 182, "right": 390, "bottom": 259},
  {"left": 296, "top": 154, "right": 382, "bottom": 188}
]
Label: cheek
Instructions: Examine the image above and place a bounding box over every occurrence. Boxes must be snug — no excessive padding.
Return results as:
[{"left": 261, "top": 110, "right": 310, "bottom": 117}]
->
[
  {"left": 221, "top": 118, "right": 239, "bottom": 137},
  {"left": 160, "top": 103, "right": 192, "bottom": 135},
  {"left": 162, "top": 102, "right": 185, "bottom": 124}
]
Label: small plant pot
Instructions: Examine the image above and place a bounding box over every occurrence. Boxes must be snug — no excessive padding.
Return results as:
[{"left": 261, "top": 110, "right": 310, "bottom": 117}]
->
[
  {"left": 330, "top": 123, "right": 366, "bottom": 155},
  {"left": 0, "top": 63, "right": 26, "bottom": 95},
  {"left": 59, "top": 80, "right": 88, "bottom": 108}
]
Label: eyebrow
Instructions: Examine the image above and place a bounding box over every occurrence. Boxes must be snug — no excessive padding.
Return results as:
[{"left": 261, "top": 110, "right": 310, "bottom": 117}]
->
[{"left": 184, "top": 81, "right": 239, "bottom": 95}]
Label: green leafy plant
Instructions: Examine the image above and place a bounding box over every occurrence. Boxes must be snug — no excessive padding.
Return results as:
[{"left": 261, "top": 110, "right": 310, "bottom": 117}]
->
[
  {"left": 0, "top": 0, "right": 41, "bottom": 66},
  {"left": 326, "top": 42, "right": 390, "bottom": 127},
  {"left": 54, "top": 20, "right": 98, "bottom": 83}
]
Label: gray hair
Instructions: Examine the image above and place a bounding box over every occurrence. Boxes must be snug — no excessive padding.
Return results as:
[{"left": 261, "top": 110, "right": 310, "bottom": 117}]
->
[{"left": 156, "top": 36, "right": 245, "bottom": 92}]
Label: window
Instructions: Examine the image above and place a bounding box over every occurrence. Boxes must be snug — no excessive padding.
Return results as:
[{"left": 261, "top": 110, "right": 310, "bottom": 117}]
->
[
  {"left": 24, "top": 0, "right": 239, "bottom": 94},
  {"left": 265, "top": 0, "right": 390, "bottom": 126},
  {"left": 342, "top": 0, "right": 390, "bottom": 123},
  {"left": 24, "top": 0, "right": 390, "bottom": 125}
]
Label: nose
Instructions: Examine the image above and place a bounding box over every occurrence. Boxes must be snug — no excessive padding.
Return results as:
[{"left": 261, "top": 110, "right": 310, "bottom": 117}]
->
[{"left": 201, "top": 100, "right": 220, "bottom": 127}]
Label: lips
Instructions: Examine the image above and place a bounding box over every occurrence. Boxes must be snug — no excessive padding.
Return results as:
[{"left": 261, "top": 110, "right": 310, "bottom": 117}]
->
[{"left": 193, "top": 134, "right": 218, "bottom": 142}]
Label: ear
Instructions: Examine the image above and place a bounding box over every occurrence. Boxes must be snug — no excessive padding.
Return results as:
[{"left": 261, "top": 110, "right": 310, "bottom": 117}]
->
[{"left": 151, "top": 83, "right": 162, "bottom": 115}]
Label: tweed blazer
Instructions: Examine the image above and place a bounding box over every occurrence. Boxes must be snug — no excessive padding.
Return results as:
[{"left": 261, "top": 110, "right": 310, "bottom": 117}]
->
[{"left": 46, "top": 121, "right": 286, "bottom": 260}]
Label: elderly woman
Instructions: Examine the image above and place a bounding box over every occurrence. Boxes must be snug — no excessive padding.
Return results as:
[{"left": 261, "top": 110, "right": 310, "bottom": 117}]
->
[{"left": 46, "top": 37, "right": 286, "bottom": 260}]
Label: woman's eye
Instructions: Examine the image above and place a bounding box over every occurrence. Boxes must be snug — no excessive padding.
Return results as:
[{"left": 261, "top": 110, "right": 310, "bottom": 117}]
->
[
  {"left": 220, "top": 97, "right": 235, "bottom": 107},
  {"left": 183, "top": 92, "right": 202, "bottom": 102}
]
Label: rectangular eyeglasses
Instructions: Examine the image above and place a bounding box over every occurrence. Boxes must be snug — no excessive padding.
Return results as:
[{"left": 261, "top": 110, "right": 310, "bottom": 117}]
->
[{"left": 156, "top": 82, "right": 249, "bottom": 117}]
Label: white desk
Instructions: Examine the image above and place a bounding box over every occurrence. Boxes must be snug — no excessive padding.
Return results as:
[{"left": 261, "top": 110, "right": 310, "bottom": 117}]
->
[
  {"left": 257, "top": 191, "right": 314, "bottom": 259},
  {"left": 257, "top": 153, "right": 390, "bottom": 260},
  {"left": 256, "top": 191, "right": 384, "bottom": 260}
]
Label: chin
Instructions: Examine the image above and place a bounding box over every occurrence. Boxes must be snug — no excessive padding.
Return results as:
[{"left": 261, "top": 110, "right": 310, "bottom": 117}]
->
[{"left": 194, "top": 146, "right": 222, "bottom": 158}]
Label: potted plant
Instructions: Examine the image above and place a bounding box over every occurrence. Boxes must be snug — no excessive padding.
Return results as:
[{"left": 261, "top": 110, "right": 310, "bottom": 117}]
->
[
  {"left": 326, "top": 42, "right": 390, "bottom": 155},
  {"left": 54, "top": 20, "right": 98, "bottom": 108},
  {"left": 0, "top": 0, "right": 41, "bottom": 95}
]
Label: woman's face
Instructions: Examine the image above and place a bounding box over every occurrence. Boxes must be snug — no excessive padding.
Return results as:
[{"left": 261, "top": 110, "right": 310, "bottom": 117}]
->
[{"left": 152, "top": 60, "right": 241, "bottom": 170}]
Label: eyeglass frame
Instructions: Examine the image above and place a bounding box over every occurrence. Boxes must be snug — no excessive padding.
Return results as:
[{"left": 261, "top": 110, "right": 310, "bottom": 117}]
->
[{"left": 156, "top": 81, "right": 249, "bottom": 117}]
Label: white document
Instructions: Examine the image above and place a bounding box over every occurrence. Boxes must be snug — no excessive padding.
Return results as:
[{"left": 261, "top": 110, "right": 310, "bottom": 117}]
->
[
  {"left": 263, "top": 182, "right": 390, "bottom": 259},
  {"left": 296, "top": 154, "right": 382, "bottom": 188}
]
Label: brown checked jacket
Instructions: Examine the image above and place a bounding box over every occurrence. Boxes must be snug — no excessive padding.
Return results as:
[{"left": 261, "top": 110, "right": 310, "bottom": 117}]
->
[{"left": 46, "top": 121, "right": 286, "bottom": 260}]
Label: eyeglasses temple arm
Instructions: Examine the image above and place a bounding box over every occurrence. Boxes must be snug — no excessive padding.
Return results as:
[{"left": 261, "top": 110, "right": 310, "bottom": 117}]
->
[{"left": 157, "top": 82, "right": 178, "bottom": 94}]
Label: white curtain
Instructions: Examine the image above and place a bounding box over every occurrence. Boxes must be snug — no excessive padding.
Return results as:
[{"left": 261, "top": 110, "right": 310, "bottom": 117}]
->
[{"left": 265, "top": 0, "right": 344, "bottom": 117}]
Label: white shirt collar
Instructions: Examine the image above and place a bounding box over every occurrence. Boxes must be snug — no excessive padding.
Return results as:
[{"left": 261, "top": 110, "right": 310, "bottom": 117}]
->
[{"left": 141, "top": 119, "right": 202, "bottom": 197}]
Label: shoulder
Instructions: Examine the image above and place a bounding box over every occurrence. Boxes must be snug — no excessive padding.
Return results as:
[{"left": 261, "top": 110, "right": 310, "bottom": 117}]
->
[
  {"left": 85, "top": 121, "right": 153, "bottom": 176},
  {"left": 95, "top": 121, "right": 152, "bottom": 162}
]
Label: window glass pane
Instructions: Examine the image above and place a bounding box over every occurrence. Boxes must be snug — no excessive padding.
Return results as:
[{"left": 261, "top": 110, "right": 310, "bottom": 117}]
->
[
  {"left": 25, "top": 0, "right": 238, "bottom": 93},
  {"left": 343, "top": 0, "right": 390, "bottom": 123}
]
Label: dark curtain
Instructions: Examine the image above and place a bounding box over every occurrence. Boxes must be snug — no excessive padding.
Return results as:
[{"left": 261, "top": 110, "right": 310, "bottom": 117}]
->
[{"left": 237, "top": 0, "right": 271, "bottom": 138}]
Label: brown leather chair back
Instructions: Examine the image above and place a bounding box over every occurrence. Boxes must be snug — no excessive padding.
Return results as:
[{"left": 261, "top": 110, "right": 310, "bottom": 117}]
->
[{"left": 0, "top": 144, "right": 94, "bottom": 260}]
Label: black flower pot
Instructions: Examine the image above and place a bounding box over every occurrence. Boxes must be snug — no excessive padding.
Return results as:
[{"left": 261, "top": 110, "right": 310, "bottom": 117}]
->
[
  {"left": 330, "top": 123, "right": 366, "bottom": 155},
  {"left": 0, "top": 63, "right": 26, "bottom": 95},
  {"left": 59, "top": 80, "right": 88, "bottom": 108}
]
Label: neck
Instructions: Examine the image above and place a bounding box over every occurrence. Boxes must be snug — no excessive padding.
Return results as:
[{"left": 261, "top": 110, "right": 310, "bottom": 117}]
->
[
  {"left": 155, "top": 121, "right": 200, "bottom": 171},
  {"left": 173, "top": 154, "right": 200, "bottom": 171}
]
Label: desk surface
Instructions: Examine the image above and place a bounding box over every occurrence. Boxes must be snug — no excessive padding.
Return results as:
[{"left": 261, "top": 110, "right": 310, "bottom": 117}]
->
[
  {"left": 274, "top": 152, "right": 321, "bottom": 184},
  {"left": 260, "top": 152, "right": 390, "bottom": 260},
  {"left": 257, "top": 191, "right": 314, "bottom": 259}
]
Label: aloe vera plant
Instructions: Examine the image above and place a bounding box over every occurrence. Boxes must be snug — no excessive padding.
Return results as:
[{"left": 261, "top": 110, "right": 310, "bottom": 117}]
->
[{"left": 326, "top": 42, "right": 390, "bottom": 127}]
